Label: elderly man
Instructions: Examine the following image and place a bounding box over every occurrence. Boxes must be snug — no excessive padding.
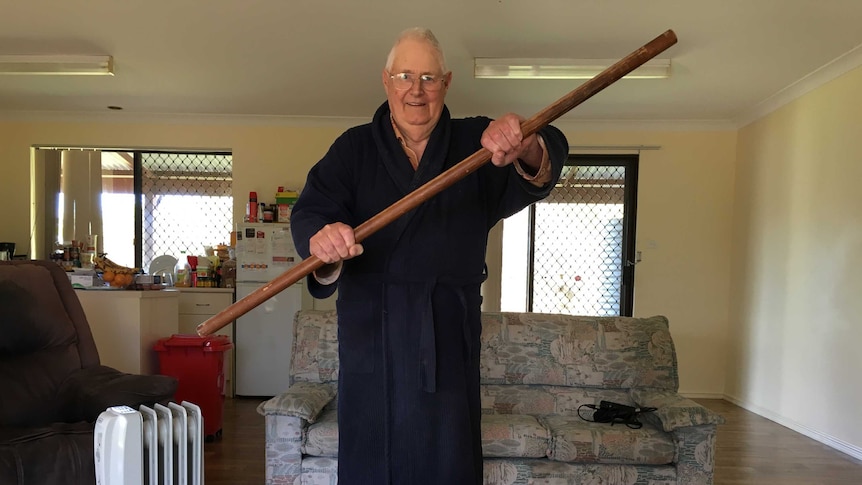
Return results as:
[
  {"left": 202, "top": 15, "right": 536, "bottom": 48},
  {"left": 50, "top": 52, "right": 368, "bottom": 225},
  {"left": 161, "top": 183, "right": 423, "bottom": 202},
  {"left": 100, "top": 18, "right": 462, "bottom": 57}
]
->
[{"left": 291, "top": 27, "right": 568, "bottom": 484}]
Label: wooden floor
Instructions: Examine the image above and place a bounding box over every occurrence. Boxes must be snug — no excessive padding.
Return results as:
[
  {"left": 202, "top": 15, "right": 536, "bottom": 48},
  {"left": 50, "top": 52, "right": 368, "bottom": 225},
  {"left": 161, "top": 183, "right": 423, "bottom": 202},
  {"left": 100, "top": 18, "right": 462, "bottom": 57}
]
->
[
  {"left": 203, "top": 397, "right": 267, "bottom": 485},
  {"left": 204, "top": 397, "right": 862, "bottom": 484},
  {"left": 695, "top": 399, "right": 862, "bottom": 485}
]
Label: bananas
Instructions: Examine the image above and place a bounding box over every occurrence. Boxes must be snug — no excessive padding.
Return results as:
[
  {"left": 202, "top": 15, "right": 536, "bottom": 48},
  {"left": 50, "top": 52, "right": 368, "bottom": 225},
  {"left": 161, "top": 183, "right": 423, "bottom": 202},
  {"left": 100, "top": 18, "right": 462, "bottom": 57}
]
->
[
  {"left": 93, "top": 256, "right": 141, "bottom": 287},
  {"left": 93, "top": 255, "right": 140, "bottom": 275}
]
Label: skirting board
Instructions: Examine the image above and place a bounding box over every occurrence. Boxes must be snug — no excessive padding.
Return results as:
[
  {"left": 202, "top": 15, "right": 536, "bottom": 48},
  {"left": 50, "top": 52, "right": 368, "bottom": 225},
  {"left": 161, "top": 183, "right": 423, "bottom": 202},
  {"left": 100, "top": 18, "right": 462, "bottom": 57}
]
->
[
  {"left": 681, "top": 392, "right": 725, "bottom": 400},
  {"left": 724, "top": 394, "right": 862, "bottom": 462}
]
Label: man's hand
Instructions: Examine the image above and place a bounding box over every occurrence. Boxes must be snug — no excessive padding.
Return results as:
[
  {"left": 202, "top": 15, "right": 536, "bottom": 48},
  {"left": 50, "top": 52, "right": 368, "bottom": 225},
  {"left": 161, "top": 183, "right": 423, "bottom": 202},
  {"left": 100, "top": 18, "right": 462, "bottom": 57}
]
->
[
  {"left": 309, "top": 222, "right": 364, "bottom": 264},
  {"left": 480, "top": 113, "right": 542, "bottom": 168}
]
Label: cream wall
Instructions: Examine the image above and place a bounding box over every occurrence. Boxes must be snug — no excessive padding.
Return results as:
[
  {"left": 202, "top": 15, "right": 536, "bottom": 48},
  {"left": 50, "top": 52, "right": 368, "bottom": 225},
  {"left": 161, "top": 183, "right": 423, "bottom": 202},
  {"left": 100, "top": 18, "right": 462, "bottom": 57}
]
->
[
  {"left": 1, "top": 117, "right": 737, "bottom": 397},
  {"left": 729, "top": 65, "right": 862, "bottom": 454}
]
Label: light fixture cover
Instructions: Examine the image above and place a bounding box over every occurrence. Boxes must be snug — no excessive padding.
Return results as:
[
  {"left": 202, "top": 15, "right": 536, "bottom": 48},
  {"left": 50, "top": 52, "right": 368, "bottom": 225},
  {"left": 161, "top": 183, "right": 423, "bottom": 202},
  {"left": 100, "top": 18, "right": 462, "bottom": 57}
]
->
[
  {"left": 0, "top": 55, "right": 114, "bottom": 75},
  {"left": 474, "top": 58, "right": 671, "bottom": 79}
]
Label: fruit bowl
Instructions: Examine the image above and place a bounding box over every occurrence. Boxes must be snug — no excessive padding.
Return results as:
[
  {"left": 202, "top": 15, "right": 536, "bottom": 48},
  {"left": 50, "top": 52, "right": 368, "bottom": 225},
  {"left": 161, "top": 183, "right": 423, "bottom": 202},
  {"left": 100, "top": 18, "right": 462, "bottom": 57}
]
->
[
  {"left": 93, "top": 255, "right": 140, "bottom": 289},
  {"left": 99, "top": 269, "right": 136, "bottom": 289}
]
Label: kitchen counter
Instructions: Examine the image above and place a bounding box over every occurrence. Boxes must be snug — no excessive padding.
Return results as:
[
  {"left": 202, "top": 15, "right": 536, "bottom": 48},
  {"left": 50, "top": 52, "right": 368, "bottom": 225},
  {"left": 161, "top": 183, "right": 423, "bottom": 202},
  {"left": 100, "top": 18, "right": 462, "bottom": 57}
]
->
[
  {"left": 74, "top": 289, "right": 178, "bottom": 374},
  {"left": 167, "top": 287, "right": 235, "bottom": 294}
]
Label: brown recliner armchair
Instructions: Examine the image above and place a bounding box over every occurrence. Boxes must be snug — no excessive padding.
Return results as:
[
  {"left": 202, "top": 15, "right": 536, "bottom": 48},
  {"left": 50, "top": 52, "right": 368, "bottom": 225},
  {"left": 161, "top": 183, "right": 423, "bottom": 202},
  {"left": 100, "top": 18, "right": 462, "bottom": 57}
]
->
[{"left": 0, "top": 260, "right": 178, "bottom": 484}]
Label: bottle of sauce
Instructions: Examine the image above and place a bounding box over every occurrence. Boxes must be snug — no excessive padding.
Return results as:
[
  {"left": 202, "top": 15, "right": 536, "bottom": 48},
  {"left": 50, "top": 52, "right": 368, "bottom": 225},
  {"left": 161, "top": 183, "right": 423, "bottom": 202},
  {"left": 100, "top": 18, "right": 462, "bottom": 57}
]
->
[
  {"left": 247, "top": 191, "right": 259, "bottom": 222},
  {"left": 187, "top": 255, "right": 198, "bottom": 287}
]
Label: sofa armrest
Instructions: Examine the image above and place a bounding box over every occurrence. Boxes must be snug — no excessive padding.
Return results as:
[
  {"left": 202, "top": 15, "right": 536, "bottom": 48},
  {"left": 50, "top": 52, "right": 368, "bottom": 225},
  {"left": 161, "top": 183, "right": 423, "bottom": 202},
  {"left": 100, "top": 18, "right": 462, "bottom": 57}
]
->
[
  {"left": 260, "top": 413, "right": 305, "bottom": 484},
  {"left": 58, "top": 365, "right": 178, "bottom": 422},
  {"left": 630, "top": 388, "right": 725, "bottom": 432},
  {"left": 257, "top": 381, "right": 336, "bottom": 424}
]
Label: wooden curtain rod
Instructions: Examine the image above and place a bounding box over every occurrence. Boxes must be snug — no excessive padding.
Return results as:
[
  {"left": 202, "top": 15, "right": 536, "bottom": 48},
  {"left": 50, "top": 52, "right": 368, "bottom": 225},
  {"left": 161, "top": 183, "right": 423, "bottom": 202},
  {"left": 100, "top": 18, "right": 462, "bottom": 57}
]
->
[{"left": 197, "top": 29, "right": 678, "bottom": 337}]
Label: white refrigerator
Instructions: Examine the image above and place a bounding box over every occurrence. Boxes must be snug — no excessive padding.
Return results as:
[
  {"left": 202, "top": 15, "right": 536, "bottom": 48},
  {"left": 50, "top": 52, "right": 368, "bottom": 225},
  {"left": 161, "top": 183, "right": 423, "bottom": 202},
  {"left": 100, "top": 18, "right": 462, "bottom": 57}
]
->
[{"left": 234, "top": 222, "right": 303, "bottom": 397}]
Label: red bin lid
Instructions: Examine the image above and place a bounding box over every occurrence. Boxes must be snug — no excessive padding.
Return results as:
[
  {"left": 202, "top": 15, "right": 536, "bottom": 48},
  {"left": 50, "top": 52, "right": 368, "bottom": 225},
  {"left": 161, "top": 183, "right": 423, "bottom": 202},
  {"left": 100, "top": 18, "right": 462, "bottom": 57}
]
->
[{"left": 154, "top": 334, "right": 233, "bottom": 352}]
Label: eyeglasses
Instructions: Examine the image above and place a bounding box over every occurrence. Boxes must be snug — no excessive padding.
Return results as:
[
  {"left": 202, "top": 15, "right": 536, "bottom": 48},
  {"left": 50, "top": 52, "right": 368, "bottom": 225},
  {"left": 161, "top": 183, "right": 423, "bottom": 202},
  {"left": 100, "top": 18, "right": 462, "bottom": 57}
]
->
[{"left": 388, "top": 72, "right": 447, "bottom": 92}]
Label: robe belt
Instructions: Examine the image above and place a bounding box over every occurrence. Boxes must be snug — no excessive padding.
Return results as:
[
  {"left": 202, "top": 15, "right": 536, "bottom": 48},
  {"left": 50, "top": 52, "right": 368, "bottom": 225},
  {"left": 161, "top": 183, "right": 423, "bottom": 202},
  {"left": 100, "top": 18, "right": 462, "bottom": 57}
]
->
[{"left": 379, "top": 270, "right": 487, "bottom": 393}]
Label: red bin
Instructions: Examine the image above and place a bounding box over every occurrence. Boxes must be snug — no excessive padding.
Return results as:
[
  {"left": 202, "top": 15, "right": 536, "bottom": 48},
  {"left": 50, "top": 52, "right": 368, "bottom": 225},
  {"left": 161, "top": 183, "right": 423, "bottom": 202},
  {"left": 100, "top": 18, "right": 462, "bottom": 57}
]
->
[{"left": 154, "top": 334, "right": 233, "bottom": 439}]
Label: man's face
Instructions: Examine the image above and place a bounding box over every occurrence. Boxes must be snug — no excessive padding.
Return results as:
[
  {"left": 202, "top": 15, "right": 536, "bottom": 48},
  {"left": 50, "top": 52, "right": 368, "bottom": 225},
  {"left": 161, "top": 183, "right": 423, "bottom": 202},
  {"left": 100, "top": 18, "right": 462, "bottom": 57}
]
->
[{"left": 382, "top": 38, "right": 451, "bottom": 133}]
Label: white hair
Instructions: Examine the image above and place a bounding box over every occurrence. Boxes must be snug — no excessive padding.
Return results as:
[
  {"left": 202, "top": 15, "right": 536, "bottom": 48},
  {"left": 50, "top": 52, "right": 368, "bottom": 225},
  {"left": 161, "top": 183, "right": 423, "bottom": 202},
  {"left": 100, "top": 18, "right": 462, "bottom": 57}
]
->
[{"left": 384, "top": 27, "right": 448, "bottom": 73}]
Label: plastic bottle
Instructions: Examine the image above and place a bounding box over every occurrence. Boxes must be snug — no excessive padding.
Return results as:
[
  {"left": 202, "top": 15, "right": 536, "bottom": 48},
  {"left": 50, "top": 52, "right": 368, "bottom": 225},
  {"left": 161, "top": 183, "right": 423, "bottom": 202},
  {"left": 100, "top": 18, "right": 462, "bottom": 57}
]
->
[
  {"left": 247, "top": 191, "right": 258, "bottom": 222},
  {"left": 187, "top": 255, "right": 199, "bottom": 287},
  {"left": 174, "top": 251, "right": 191, "bottom": 287}
]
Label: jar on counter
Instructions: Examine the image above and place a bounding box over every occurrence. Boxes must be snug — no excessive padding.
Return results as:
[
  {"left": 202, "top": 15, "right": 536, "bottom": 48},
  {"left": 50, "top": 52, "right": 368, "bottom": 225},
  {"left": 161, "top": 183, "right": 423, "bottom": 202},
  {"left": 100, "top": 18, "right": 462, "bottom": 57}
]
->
[
  {"left": 196, "top": 276, "right": 215, "bottom": 287},
  {"left": 262, "top": 204, "right": 275, "bottom": 223},
  {"left": 221, "top": 258, "right": 236, "bottom": 288}
]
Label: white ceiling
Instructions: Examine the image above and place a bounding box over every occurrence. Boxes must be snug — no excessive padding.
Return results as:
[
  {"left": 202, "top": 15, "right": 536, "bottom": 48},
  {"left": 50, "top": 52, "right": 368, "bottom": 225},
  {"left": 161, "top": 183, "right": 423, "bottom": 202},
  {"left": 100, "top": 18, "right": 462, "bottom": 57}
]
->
[{"left": 2, "top": 0, "right": 862, "bottom": 126}]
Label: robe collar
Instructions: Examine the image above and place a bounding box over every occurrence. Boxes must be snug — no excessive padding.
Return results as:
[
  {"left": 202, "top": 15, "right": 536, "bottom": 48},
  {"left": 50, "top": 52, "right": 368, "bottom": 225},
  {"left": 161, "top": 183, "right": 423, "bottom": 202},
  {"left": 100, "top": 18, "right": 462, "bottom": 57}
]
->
[{"left": 371, "top": 102, "right": 452, "bottom": 195}]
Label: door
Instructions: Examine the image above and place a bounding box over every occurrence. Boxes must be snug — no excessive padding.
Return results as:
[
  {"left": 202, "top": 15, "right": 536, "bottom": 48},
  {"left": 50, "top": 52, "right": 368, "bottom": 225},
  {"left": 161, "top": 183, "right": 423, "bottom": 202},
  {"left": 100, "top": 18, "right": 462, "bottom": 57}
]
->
[{"left": 501, "top": 154, "right": 638, "bottom": 316}]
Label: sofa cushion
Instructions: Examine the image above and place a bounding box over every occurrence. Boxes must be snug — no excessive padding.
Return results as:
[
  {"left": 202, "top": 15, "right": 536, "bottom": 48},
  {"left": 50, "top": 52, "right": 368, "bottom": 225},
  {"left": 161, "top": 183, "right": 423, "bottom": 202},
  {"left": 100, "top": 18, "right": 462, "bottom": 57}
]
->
[
  {"left": 258, "top": 381, "right": 336, "bottom": 423},
  {"left": 301, "top": 456, "right": 339, "bottom": 483},
  {"left": 483, "top": 458, "right": 677, "bottom": 485},
  {"left": 480, "top": 313, "right": 678, "bottom": 391},
  {"left": 0, "top": 267, "right": 83, "bottom": 427},
  {"left": 290, "top": 310, "right": 340, "bottom": 384},
  {"left": 481, "top": 384, "right": 631, "bottom": 417},
  {"left": 630, "top": 388, "right": 726, "bottom": 432},
  {"left": 291, "top": 311, "right": 680, "bottom": 391},
  {"left": 303, "top": 411, "right": 551, "bottom": 460},
  {"left": 0, "top": 266, "right": 79, "bottom": 355},
  {"left": 481, "top": 414, "right": 548, "bottom": 458},
  {"left": 303, "top": 408, "right": 339, "bottom": 457},
  {"left": 301, "top": 412, "right": 677, "bottom": 465},
  {"left": 57, "top": 365, "right": 178, "bottom": 422},
  {"left": 542, "top": 415, "right": 675, "bottom": 465}
]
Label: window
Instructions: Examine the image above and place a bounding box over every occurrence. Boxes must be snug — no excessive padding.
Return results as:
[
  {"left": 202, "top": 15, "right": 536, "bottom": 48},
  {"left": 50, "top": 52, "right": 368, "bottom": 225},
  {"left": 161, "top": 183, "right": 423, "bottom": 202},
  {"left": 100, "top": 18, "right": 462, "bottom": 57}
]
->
[
  {"left": 501, "top": 155, "right": 638, "bottom": 316},
  {"left": 40, "top": 149, "right": 232, "bottom": 272},
  {"left": 138, "top": 152, "right": 233, "bottom": 270}
]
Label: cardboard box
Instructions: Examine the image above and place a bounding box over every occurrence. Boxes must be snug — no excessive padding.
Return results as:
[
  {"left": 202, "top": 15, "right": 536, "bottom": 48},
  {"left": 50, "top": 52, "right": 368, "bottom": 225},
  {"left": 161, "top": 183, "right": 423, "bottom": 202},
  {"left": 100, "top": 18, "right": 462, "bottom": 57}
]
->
[
  {"left": 275, "top": 190, "right": 298, "bottom": 204},
  {"left": 68, "top": 274, "right": 100, "bottom": 288},
  {"left": 276, "top": 190, "right": 299, "bottom": 222}
]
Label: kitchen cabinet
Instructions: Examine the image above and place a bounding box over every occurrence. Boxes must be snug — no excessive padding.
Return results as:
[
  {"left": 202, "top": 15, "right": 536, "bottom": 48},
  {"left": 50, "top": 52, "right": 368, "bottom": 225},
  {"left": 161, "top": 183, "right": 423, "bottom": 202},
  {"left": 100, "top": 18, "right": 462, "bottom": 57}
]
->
[
  {"left": 74, "top": 289, "right": 178, "bottom": 375},
  {"left": 175, "top": 287, "right": 236, "bottom": 396}
]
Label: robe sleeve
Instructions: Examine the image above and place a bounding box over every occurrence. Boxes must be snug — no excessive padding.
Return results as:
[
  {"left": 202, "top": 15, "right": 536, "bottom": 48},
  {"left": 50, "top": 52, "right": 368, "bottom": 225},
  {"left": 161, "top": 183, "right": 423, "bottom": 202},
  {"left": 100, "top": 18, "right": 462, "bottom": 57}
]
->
[
  {"left": 485, "top": 124, "right": 568, "bottom": 225},
  {"left": 517, "top": 125, "right": 567, "bottom": 195},
  {"left": 290, "top": 131, "right": 359, "bottom": 299}
]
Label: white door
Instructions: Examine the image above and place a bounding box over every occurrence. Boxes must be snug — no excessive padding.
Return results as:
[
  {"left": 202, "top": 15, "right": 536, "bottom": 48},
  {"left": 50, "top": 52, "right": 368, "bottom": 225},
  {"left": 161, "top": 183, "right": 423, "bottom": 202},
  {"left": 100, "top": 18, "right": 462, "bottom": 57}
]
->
[{"left": 234, "top": 282, "right": 301, "bottom": 396}]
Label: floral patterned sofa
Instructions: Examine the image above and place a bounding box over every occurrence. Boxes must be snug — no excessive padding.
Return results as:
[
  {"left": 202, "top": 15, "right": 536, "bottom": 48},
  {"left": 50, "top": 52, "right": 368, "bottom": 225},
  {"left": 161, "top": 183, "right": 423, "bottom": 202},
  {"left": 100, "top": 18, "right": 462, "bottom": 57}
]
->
[{"left": 258, "top": 310, "right": 724, "bottom": 485}]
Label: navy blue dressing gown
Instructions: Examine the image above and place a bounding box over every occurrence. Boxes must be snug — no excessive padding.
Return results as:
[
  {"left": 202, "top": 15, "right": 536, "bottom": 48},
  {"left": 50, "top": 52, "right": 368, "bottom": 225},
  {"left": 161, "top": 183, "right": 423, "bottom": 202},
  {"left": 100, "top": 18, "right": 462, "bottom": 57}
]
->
[{"left": 291, "top": 102, "right": 567, "bottom": 485}]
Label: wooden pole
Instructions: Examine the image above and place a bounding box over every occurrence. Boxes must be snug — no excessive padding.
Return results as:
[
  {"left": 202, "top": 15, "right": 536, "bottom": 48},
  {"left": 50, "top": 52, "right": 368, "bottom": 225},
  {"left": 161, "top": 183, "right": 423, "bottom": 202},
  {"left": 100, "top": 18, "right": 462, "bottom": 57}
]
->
[{"left": 198, "top": 29, "right": 678, "bottom": 336}]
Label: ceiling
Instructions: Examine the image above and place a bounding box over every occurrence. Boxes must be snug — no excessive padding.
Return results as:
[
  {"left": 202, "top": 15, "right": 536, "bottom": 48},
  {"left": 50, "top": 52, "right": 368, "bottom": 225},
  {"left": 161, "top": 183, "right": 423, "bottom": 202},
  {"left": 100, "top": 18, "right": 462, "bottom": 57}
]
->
[{"left": 2, "top": 0, "right": 862, "bottom": 126}]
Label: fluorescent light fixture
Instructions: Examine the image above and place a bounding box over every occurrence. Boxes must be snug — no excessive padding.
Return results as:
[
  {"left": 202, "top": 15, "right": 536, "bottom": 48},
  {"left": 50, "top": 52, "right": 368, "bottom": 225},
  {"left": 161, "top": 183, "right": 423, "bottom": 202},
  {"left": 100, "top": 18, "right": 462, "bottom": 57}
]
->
[
  {"left": 474, "top": 58, "right": 671, "bottom": 79},
  {"left": 0, "top": 55, "right": 114, "bottom": 75}
]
